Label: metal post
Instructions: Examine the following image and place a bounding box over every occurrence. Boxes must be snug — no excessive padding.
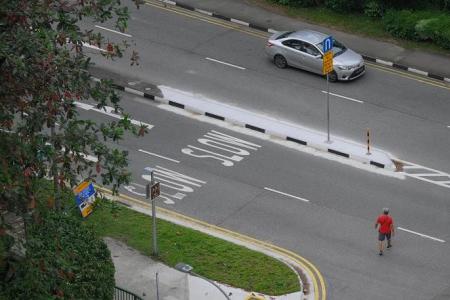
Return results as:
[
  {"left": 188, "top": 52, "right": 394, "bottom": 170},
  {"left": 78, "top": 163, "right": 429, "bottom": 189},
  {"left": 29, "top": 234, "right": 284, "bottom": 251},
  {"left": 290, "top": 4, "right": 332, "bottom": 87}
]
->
[
  {"left": 151, "top": 171, "right": 158, "bottom": 256},
  {"left": 326, "top": 73, "right": 331, "bottom": 143},
  {"left": 366, "top": 128, "right": 371, "bottom": 155},
  {"left": 156, "top": 272, "right": 160, "bottom": 300},
  {"left": 192, "top": 271, "right": 230, "bottom": 300},
  {"left": 145, "top": 170, "right": 158, "bottom": 257}
]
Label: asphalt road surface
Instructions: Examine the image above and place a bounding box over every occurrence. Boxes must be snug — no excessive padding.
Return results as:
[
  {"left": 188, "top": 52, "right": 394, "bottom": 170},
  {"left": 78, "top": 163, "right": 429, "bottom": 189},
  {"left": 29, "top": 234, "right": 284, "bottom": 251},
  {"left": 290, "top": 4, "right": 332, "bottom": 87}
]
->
[
  {"left": 76, "top": 92, "right": 450, "bottom": 300},
  {"left": 82, "top": 0, "right": 450, "bottom": 176}
]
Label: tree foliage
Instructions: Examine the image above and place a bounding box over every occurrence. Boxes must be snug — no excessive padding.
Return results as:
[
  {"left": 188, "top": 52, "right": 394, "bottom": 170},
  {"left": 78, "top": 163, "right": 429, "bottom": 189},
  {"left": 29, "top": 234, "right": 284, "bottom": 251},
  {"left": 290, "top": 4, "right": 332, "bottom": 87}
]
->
[
  {"left": 0, "top": 0, "right": 146, "bottom": 217},
  {"left": 1, "top": 210, "right": 115, "bottom": 299}
]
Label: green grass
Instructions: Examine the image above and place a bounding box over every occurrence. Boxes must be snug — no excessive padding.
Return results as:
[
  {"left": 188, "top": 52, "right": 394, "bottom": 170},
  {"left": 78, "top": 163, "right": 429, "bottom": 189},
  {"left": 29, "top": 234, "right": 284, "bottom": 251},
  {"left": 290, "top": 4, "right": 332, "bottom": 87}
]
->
[
  {"left": 83, "top": 200, "right": 300, "bottom": 295},
  {"left": 263, "top": 1, "right": 450, "bottom": 55}
]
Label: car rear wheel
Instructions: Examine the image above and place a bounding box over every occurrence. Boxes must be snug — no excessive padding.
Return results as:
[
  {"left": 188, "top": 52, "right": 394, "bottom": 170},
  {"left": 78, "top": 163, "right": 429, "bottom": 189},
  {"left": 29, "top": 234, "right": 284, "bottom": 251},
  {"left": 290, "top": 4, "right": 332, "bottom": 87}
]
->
[
  {"left": 274, "top": 55, "right": 287, "bottom": 69},
  {"left": 328, "top": 71, "right": 338, "bottom": 82}
]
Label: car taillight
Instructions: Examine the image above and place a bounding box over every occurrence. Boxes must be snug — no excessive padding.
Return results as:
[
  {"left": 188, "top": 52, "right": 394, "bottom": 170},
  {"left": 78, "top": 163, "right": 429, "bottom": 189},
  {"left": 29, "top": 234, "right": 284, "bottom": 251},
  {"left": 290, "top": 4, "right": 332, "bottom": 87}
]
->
[{"left": 266, "top": 42, "right": 273, "bottom": 47}]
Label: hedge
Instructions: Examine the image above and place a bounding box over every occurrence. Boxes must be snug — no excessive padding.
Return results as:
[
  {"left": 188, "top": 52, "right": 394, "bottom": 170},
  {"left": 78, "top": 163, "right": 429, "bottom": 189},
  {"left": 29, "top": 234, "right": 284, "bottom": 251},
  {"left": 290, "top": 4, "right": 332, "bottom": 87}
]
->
[
  {"left": 1, "top": 211, "right": 115, "bottom": 300},
  {"left": 383, "top": 9, "right": 450, "bottom": 48}
]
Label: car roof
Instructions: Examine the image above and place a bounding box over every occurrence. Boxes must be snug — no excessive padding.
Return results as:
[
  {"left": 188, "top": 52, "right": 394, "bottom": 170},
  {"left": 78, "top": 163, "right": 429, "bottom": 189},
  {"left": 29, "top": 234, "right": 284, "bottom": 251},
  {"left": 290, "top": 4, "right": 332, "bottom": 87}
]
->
[{"left": 288, "top": 30, "right": 328, "bottom": 44}]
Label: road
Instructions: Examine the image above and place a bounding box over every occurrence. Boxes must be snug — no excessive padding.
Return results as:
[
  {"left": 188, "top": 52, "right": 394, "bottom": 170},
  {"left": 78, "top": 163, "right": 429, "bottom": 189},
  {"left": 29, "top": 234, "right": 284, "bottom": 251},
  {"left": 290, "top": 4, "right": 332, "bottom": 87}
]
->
[
  {"left": 74, "top": 1, "right": 450, "bottom": 299},
  {"left": 82, "top": 0, "right": 450, "bottom": 175},
  {"left": 77, "top": 92, "right": 450, "bottom": 300}
]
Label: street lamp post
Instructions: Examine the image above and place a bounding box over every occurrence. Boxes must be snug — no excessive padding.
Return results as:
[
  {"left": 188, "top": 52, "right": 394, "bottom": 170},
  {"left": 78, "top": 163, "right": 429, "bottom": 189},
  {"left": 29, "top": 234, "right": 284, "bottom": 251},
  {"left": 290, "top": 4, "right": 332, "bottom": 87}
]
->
[{"left": 175, "top": 262, "right": 231, "bottom": 300}]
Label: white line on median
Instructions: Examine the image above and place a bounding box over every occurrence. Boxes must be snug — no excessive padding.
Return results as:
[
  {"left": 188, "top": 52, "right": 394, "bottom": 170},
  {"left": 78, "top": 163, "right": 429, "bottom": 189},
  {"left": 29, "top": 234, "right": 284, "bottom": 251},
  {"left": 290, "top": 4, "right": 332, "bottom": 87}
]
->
[
  {"left": 95, "top": 25, "right": 132, "bottom": 38},
  {"left": 397, "top": 227, "right": 446, "bottom": 243},
  {"left": 138, "top": 149, "right": 180, "bottom": 163},
  {"left": 321, "top": 91, "right": 364, "bottom": 103},
  {"left": 82, "top": 42, "right": 107, "bottom": 52},
  {"left": 205, "top": 57, "right": 246, "bottom": 70},
  {"left": 264, "top": 187, "right": 310, "bottom": 202},
  {"left": 74, "top": 101, "right": 154, "bottom": 129}
]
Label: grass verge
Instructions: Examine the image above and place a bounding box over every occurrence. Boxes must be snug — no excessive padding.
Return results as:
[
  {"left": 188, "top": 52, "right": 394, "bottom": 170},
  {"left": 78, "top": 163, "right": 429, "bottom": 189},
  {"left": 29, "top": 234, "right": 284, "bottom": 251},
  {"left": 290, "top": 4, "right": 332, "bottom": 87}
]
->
[{"left": 83, "top": 199, "right": 300, "bottom": 295}]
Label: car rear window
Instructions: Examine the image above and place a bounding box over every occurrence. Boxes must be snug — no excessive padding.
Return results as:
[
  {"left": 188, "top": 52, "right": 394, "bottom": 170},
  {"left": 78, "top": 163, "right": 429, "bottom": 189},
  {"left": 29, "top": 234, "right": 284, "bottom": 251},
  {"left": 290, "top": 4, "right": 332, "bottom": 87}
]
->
[{"left": 276, "top": 31, "right": 294, "bottom": 40}]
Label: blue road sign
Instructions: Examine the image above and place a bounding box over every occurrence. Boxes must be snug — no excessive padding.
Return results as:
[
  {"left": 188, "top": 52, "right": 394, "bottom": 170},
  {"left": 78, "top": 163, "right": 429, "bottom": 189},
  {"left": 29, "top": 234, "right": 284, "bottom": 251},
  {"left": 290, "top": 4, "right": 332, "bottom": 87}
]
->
[
  {"left": 323, "top": 36, "right": 333, "bottom": 53},
  {"left": 74, "top": 182, "right": 95, "bottom": 206}
]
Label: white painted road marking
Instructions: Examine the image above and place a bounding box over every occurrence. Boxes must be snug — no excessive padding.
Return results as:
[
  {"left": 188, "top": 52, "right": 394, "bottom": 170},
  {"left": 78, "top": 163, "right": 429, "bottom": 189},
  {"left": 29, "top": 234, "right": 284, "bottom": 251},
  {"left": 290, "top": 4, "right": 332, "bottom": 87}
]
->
[
  {"left": 264, "top": 187, "right": 310, "bottom": 203},
  {"left": 74, "top": 101, "right": 154, "bottom": 129},
  {"left": 82, "top": 42, "right": 107, "bottom": 52},
  {"left": 205, "top": 57, "right": 246, "bottom": 70},
  {"left": 398, "top": 159, "right": 450, "bottom": 189},
  {"left": 321, "top": 91, "right": 364, "bottom": 103},
  {"left": 182, "top": 130, "right": 260, "bottom": 167},
  {"left": 138, "top": 149, "right": 180, "bottom": 163},
  {"left": 95, "top": 25, "right": 132, "bottom": 38},
  {"left": 397, "top": 227, "right": 446, "bottom": 243}
]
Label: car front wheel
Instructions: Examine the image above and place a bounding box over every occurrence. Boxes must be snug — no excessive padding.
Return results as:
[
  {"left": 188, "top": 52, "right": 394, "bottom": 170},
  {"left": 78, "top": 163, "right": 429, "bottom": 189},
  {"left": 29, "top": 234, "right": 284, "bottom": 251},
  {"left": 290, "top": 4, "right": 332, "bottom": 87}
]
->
[
  {"left": 328, "top": 71, "right": 338, "bottom": 82},
  {"left": 274, "top": 55, "right": 287, "bottom": 69}
]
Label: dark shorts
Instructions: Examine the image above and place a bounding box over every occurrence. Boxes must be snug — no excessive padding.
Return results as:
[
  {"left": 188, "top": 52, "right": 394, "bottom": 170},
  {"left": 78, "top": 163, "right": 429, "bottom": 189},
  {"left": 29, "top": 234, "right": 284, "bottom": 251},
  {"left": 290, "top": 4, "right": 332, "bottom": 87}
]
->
[{"left": 378, "top": 232, "right": 391, "bottom": 241}]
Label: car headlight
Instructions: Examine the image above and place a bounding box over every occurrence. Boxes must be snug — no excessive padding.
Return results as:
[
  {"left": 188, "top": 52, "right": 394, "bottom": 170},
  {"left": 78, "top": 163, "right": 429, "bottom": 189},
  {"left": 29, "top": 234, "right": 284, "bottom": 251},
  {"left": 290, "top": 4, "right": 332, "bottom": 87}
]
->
[{"left": 337, "top": 65, "right": 353, "bottom": 70}]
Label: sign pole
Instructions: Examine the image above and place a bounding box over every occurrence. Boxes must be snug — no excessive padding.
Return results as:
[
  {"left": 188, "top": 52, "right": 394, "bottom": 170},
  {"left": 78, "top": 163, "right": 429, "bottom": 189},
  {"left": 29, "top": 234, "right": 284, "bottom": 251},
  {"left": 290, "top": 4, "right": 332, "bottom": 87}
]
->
[
  {"left": 151, "top": 170, "right": 158, "bottom": 257},
  {"left": 146, "top": 170, "right": 158, "bottom": 257},
  {"left": 327, "top": 73, "right": 330, "bottom": 143},
  {"left": 322, "top": 36, "right": 333, "bottom": 144}
]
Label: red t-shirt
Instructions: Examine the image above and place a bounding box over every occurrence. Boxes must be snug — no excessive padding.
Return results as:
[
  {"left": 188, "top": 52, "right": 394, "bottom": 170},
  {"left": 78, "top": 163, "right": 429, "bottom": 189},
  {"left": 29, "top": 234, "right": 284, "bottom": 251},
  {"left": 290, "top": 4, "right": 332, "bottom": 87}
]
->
[{"left": 377, "top": 215, "right": 393, "bottom": 234}]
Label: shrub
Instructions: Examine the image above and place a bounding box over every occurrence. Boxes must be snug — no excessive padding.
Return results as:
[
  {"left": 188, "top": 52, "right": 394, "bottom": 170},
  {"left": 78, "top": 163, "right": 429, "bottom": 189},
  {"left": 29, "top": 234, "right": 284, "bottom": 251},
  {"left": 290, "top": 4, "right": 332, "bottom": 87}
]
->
[
  {"left": 273, "top": 0, "right": 317, "bottom": 7},
  {"left": 383, "top": 9, "right": 436, "bottom": 40},
  {"left": 415, "top": 14, "right": 450, "bottom": 48},
  {"left": 325, "top": 0, "right": 363, "bottom": 12},
  {"left": 364, "top": 1, "right": 385, "bottom": 18},
  {"left": 2, "top": 212, "right": 115, "bottom": 300}
]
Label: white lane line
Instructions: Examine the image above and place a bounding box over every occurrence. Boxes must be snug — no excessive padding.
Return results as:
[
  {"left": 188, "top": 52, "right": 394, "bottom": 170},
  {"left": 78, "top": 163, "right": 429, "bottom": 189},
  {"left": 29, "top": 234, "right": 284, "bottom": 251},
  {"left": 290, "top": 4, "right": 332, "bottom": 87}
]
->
[
  {"left": 205, "top": 57, "right": 246, "bottom": 70},
  {"left": 130, "top": 182, "right": 146, "bottom": 188},
  {"left": 264, "top": 187, "right": 310, "bottom": 202},
  {"left": 82, "top": 42, "right": 107, "bottom": 52},
  {"left": 447, "top": 125, "right": 450, "bottom": 128},
  {"left": 408, "top": 173, "right": 448, "bottom": 177},
  {"left": 321, "top": 91, "right": 364, "bottom": 103},
  {"left": 74, "top": 101, "right": 153, "bottom": 128},
  {"left": 138, "top": 149, "right": 180, "bottom": 163},
  {"left": 397, "top": 227, "right": 446, "bottom": 243},
  {"left": 95, "top": 25, "right": 132, "bottom": 38}
]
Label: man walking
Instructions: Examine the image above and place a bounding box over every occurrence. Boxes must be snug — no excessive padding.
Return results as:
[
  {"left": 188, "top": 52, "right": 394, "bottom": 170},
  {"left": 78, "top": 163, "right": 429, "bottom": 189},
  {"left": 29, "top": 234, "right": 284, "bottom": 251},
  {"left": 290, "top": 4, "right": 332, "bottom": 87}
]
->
[{"left": 375, "top": 208, "right": 394, "bottom": 256}]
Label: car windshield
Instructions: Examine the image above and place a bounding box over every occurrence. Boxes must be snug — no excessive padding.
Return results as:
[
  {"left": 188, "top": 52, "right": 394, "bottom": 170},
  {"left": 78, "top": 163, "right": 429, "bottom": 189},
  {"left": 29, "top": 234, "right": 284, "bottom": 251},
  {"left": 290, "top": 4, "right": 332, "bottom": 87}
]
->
[
  {"left": 276, "top": 31, "right": 294, "bottom": 40},
  {"left": 316, "top": 39, "right": 347, "bottom": 57}
]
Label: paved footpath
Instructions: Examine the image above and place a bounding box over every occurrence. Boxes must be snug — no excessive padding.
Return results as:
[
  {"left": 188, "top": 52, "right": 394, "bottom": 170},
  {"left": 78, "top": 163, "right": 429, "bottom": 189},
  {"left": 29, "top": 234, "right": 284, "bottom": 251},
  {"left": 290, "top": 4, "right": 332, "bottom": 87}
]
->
[
  {"left": 98, "top": 186, "right": 324, "bottom": 300},
  {"left": 158, "top": 0, "right": 450, "bottom": 81}
]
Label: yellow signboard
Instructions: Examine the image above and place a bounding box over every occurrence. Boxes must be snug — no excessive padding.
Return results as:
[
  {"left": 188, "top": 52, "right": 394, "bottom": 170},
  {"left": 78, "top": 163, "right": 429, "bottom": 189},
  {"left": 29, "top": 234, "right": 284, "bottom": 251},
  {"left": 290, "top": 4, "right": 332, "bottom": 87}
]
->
[{"left": 322, "top": 51, "right": 333, "bottom": 75}]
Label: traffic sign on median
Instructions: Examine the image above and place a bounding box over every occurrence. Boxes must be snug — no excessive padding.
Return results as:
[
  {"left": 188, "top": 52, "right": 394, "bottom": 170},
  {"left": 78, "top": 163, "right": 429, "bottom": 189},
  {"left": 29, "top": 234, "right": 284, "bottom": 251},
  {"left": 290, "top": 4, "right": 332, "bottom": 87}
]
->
[
  {"left": 322, "top": 51, "right": 333, "bottom": 75},
  {"left": 151, "top": 182, "right": 160, "bottom": 200},
  {"left": 322, "top": 36, "right": 333, "bottom": 53}
]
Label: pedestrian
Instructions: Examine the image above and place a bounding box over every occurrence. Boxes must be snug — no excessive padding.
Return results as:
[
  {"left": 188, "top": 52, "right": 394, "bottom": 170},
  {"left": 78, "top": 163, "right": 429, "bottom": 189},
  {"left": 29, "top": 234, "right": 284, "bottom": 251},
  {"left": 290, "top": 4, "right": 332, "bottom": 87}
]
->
[{"left": 375, "top": 207, "right": 394, "bottom": 256}]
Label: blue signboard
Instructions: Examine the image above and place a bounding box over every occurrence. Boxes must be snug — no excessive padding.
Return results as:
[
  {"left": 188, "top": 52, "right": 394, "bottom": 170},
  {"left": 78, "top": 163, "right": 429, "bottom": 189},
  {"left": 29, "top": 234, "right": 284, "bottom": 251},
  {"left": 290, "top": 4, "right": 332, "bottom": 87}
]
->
[
  {"left": 323, "top": 36, "right": 333, "bottom": 53},
  {"left": 74, "top": 182, "right": 95, "bottom": 206}
]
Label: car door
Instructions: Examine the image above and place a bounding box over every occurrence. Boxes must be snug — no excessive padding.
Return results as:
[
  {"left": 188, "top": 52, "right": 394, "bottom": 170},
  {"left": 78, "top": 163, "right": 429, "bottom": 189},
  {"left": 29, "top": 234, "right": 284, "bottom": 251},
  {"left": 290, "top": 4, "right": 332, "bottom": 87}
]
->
[
  {"left": 280, "top": 39, "right": 304, "bottom": 69},
  {"left": 297, "top": 41, "right": 323, "bottom": 74}
]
